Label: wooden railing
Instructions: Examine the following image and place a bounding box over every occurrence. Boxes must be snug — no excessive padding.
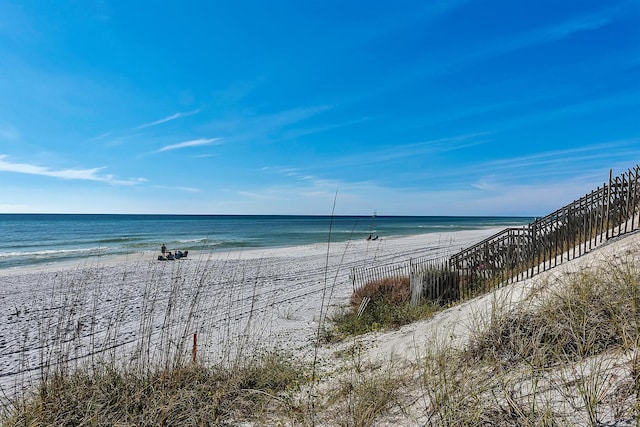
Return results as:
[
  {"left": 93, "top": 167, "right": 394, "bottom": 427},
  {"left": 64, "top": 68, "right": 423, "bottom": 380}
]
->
[
  {"left": 351, "top": 165, "right": 640, "bottom": 305},
  {"left": 450, "top": 165, "right": 640, "bottom": 289}
]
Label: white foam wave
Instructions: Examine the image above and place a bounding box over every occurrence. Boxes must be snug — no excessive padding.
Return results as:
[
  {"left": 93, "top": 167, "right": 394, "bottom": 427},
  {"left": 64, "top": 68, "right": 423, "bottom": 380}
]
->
[
  {"left": 0, "top": 246, "right": 113, "bottom": 259},
  {"left": 176, "top": 238, "right": 210, "bottom": 244}
]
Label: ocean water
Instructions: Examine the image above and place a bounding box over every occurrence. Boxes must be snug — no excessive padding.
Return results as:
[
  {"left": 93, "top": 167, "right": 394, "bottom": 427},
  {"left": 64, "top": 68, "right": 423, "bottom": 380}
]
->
[{"left": 0, "top": 214, "right": 532, "bottom": 270}]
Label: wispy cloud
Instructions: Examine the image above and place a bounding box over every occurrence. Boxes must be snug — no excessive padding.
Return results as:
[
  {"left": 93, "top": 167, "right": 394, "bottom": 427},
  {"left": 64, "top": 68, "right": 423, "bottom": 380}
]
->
[
  {"left": 0, "top": 155, "right": 144, "bottom": 185},
  {"left": 410, "top": 137, "right": 638, "bottom": 182},
  {"left": 157, "top": 138, "right": 222, "bottom": 153},
  {"left": 135, "top": 109, "right": 201, "bottom": 130},
  {"left": 274, "top": 116, "right": 372, "bottom": 143},
  {"left": 548, "top": 9, "right": 618, "bottom": 38},
  {"left": 236, "top": 177, "right": 343, "bottom": 203},
  {"left": 0, "top": 155, "right": 105, "bottom": 179},
  {"left": 389, "top": 4, "right": 625, "bottom": 91},
  {"left": 90, "top": 110, "right": 201, "bottom": 146},
  {"left": 482, "top": 138, "right": 640, "bottom": 171},
  {"left": 152, "top": 184, "right": 200, "bottom": 193},
  {"left": 376, "top": 133, "right": 491, "bottom": 162},
  {"left": 500, "top": 91, "right": 640, "bottom": 133},
  {"left": 471, "top": 175, "right": 500, "bottom": 192},
  {"left": 442, "top": 138, "right": 640, "bottom": 195},
  {"left": 205, "top": 105, "right": 333, "bottom": 144},
  {"left": 0, "top": 203, "right": 30, "bottom": 212},
  {"left": 325, "top": 132, "right": 490, "bottom": 168},
  {"left": 501, "top": 7, "right": 616, "bottom": 55},
  {"left": 260, "top": 166, "right": 326, "bottom": 185}
]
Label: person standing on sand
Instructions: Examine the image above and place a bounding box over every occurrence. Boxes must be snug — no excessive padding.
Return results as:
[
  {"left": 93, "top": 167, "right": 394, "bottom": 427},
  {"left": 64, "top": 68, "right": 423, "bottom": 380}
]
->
[{"left": 161, "top": 243, "right": 167, "bottom": 256}]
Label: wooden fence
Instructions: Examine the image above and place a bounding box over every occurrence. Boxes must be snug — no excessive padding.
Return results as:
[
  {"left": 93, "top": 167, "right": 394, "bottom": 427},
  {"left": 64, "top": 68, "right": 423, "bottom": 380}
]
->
[
  {"left": 409, "top": 261, "right": 459, "bottom": 305},
  {"left": 350, "top": 254, "right": 451, "bottom": 291},
  {"left": 352, "top": 165, "right": 640, "bottom": 305}
]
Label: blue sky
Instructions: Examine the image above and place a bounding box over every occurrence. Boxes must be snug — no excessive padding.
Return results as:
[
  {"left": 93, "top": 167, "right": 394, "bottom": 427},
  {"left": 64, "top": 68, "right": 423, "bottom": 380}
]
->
[{"left": 0, "top": 1, "right": 638, "bottom": 215}]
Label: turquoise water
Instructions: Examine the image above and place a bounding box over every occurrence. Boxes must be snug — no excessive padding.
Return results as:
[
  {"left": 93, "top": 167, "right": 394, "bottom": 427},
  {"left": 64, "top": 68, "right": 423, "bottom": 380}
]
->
[{"left": 0, "top": 214, "right": 532, "bottom": 270}]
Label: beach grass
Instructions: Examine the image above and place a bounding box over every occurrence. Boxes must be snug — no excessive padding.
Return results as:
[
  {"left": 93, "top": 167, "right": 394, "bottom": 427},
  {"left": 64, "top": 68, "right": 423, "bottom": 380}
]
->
[
  {"left": 6, "top": 352, "right": 306, "bottom": 426},
  {"left": 417, "top": 252, "right": 640, "bottom": 426}
]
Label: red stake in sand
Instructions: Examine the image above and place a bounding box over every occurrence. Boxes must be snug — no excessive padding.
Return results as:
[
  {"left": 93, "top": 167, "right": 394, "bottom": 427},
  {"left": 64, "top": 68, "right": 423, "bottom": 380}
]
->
[{"left": 192, "top": 333, "right": 197, "bottom": 364}]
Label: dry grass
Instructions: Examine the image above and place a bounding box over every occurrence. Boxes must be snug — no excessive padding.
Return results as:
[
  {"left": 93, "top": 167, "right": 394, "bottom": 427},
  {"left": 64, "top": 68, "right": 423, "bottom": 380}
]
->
[
  {"left": 6, "top": 353, "right": 306, "bottom": 426},
  {"left": 326, "top": 365, "right": 408, "bottom": 427},
  {"left": 466, "top": 257, "right": 640, "bottom": 367},
  {"left": 417, "top": 254, "right": 640, "bottom": 426},
  {"left": 310, "top": 340, "right": 413, "bottom": 427}
]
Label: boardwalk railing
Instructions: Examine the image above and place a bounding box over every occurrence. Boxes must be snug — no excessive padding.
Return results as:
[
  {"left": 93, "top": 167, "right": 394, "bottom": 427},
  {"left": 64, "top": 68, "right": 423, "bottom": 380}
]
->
[
  {"left": 352, "top": 165, "right": 640, "bottom": 305},
  {"left": 450, "top": 165, "right": 640, "bottom": 288}
]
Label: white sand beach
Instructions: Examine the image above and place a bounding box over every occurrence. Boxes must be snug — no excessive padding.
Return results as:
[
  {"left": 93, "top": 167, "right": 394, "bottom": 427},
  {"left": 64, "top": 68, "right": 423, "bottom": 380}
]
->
[{"left": 0, "top": 228, "right": 501, "bottom": 394}]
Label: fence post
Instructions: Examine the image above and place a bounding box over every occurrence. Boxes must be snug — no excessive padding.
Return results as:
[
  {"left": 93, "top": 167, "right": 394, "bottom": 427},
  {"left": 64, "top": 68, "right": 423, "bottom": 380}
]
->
[
  {"left": 606, "top": 169, "right": 612, "bottom": 239},
  {"left": 410, "top": 272, "right": 422, "bottom": 306},
  {"left": 630, "top": 169, "right": 637, "bottom": 232},
  {"left": 624, "top": 171, "right": 631, "bottom": 234},
  {"left": 629, "top": 166, "right": 638, "bottom": 231}
]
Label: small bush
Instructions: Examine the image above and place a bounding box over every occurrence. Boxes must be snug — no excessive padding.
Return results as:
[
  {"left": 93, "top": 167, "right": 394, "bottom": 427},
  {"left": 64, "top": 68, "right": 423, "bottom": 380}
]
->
[
  {"left": 324, "top": 276, "right": 438, "bottom": 342},
  {"left": 350, "top": 277, "right": 410, "bottom": 308}
]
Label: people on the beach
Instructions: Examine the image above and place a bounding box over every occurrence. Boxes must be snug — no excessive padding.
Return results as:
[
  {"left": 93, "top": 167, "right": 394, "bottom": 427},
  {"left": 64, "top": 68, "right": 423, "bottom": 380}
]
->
[{"left": 157, "top": 246, "right": 188, "bottom": 261}]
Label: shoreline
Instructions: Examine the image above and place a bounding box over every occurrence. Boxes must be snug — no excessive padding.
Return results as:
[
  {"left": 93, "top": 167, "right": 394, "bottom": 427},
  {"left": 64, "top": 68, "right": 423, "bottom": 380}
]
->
[
  {"left": 0, "top": 215, "right": 531, "bottom": 272},
  {"left": 0, "top": 228, "right": 505, "bottom": 276}
]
